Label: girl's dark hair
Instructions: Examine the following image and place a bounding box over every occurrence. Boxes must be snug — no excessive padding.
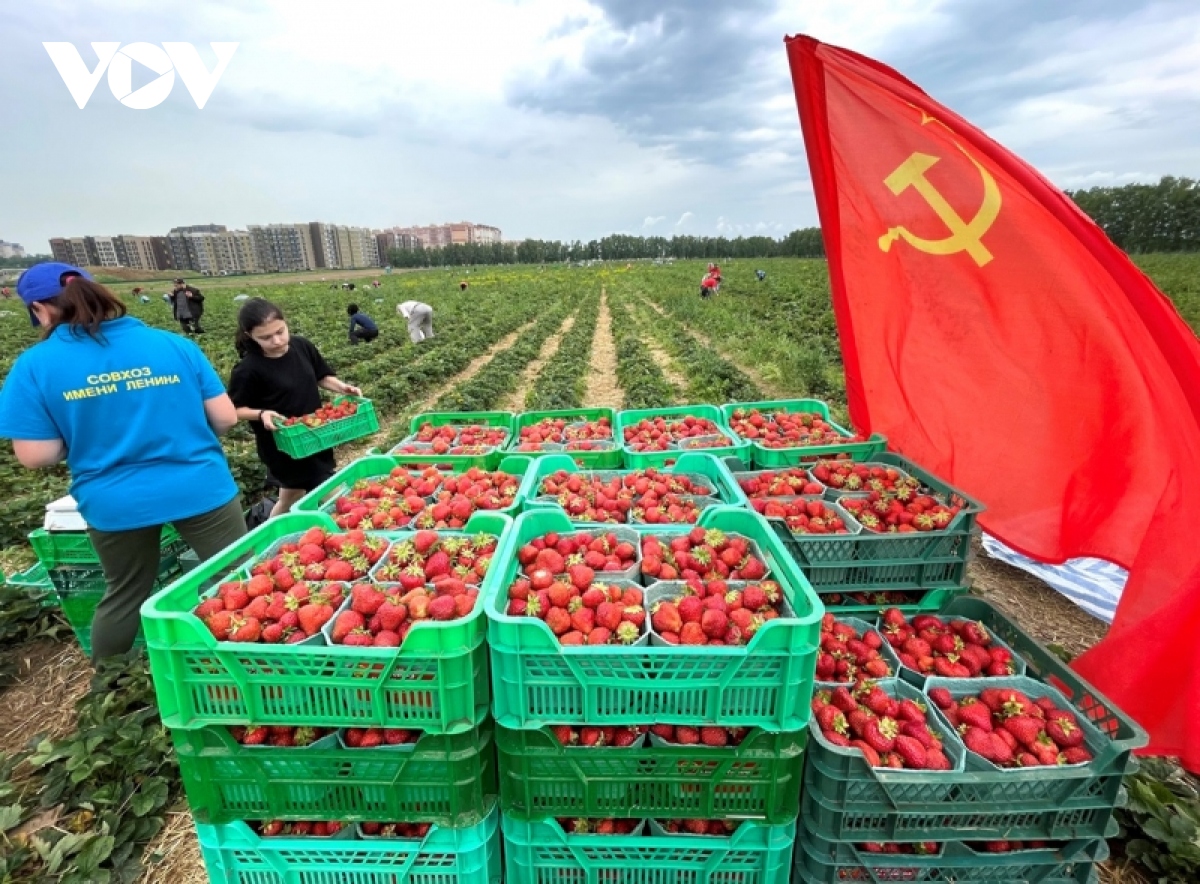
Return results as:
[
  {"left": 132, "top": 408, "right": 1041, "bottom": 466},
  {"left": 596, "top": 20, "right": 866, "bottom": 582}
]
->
[
  {"left": 39, "top": 276, "right": 127, "bottom": 340},
  {"left": 235, "top": 297, "right": 285, "bottom": 357},
  {"left": 347, "top": 304, "right": 359, "bottom": 315}
]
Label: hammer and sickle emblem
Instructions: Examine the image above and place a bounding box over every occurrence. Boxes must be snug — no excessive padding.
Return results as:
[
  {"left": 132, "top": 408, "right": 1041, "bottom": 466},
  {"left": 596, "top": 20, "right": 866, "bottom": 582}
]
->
[{"left": 878, "top": 146, "right": 1002, "bottom": 267}]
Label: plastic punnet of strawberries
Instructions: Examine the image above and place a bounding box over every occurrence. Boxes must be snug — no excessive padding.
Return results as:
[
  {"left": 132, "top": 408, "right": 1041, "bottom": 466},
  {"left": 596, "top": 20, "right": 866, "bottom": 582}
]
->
[
  {"left": 928, "top": 685, "right": 1093, "bottom": 768},
  {"left": 839, "top": 489, "right": 960, "bottom": 534},
  {"left": 621, "top": 416, "right": 731, "bottom": 451},
  {"left": 727, "top": 408, "right": 857, "bottom": 449},
  {"left": 749, "top": 497, "right": 852, "bottom": 534},
  {"left": 816, "top": 614, "right": 894, "bottom": 683},
  {"left": 193, "top": 579, "right": 348, "bottom": 644},
  {"left": 811, "top": 683, "right": 953, "bottom": 770},
  {"left": 551, "top": 725, "right": 645, "bottom": 747},
  {"left": 516, "top": 530, "right": 639, "bottom": 579},
  {"left": 331, "top": 467, "right": 444, "bottom": 530},
  {"left": 859, "top": 842, "right": 941, "bottom": 856},
  {"left": 649, "top": 579, "right": 789, "bottom": 646},
  {"left": 343, "top": 727, "right": 420, "bottom": 748},
  {"left": 507, "top": 572, "right": 646, "bottom": 646},
  {"left": 557, "top": 818, "right": 641, "bottom": 835},
  {"left": 880, "top": 609, "right": 1017, "bottom": 678},
  {"left": 640, "top": 528, "right": 769, "bottom": 582},
  {"left": 360, "top": 822, "right": 432, "bottom": 839},
  {"left": 538, "top": 468, "right": 714, "bottom": 524},
  {"left": 660, "top": 819, "right": 740, "bottom": 836},
  {"left": 516, "top": 416, "right": 613, "bottom": 448},
  {"left": 737, "top": 468, "right": 825, "bottom": 498},
  {"left": 230, "top": 725, "right": 332, "bottom": 747},
  {"left": 405, "top": 469, "right": 519, "bottom": 529},
  {"left": 374, "top": 529, "right": 497, "bottom": 587},
  {"left": 256, "top": 820, "right": 345, "bottom": 837},
  {"left": 327, "top": 581, "right": 479, "bottom": 647},
  {"left": 648, "top": 725, "right": 749, "bottom": 747},
  {"left": 409, "top": 422, "right": 508, "bottom": 454}
]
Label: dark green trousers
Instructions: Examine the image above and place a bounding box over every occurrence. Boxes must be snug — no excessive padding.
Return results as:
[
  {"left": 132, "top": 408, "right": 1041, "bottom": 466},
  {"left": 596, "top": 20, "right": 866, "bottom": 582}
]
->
[{"left": 87, "top": 495, "right": 247, "bottom": 660}]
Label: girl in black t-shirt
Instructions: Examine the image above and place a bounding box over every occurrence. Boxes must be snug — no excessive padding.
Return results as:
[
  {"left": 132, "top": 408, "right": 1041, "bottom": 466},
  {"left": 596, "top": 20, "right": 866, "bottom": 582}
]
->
[{"left": 229, "top": 298, "right": 362, "bottom": 518}]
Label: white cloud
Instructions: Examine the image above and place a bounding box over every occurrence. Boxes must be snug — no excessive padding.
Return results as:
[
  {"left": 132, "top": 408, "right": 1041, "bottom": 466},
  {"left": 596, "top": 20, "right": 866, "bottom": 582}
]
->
[
  {"left": 643, "top": 215, "right": 666, "bottom": 227},
  {"left": 675, "top": 211, "right": 694, "bottom": 227}
]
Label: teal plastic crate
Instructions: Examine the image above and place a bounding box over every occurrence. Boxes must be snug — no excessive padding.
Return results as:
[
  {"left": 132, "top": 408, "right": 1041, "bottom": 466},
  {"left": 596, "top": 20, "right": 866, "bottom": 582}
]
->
[
  {"left": 274, "top": 396, "right": 380, "bottom": 459},
  {"left": 519, "top": 451, "right": 749, "bottom": 523},
  {"left": 197, "top": 800, "right": 501, "bottom": 884},
  {"left": 140, "top": 510, "right": 511, "bottom": 732},
  {"left": 721, "top": 399, "right": 887, "bottom": 468},
  {"left": 6, "top": 561, "right": 55, "bottom": 607},
  {"left": 616, "top": 404, "right": 752, "bottom": 468},
  {"left": 794, "top": 825, "right": 1108, "bottom": 884},
  {"left": 502, "top": 814, "right": 795, "bottom": 884},
  {"left": 487, "top": 506, "right": 823, "bottom": 730},
  {"left": 175, "top": 720, "right": 496, "bottom": 826},
  {"left": 510, "top": 408, "right": 623, "bottom": 468}
]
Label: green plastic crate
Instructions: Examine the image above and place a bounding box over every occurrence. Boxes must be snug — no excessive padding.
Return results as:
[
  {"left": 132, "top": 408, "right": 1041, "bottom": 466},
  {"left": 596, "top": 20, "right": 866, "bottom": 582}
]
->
[
  {"left": 140, "top": 510, "right": 511, "bottom": 732},
  {"left": 616, "top": 404, "right": 752, "bottom": 468},
  {"left": 274, "top": 396, "right": 380, "bottom": 459},
  {"left": 29, "top": 523, "right": 183, "bottom": 569},
  {"left": 197, "top": 800, "right": 501, "bottom": 884},
  {"left": 503, "top": 814, "right": 795, "bottom": 884},
  {"left": 805, "top": 586, "right": 969, "bottom": 617},
  {"left": 730, "top": 453, "right": 983, "bottom": 594},
  {"left": 722, "top": 399, "right": 888, "bottom": 468},
  {"left": 510, "top": 407, "right": 623, "bottom": 468},
  {"left": 519, "top": 451, "right": 750, "bottom": 523},
  {"left": 496, "top": 724, "right": 806, "bottom": 823},
  {"left": 487, "top": 506, "right": 823, "bottom": 730},
  {"left": 794, "top": 825, "right": 1108, "bottom": 884},
  {"left": 293, "top": 454, "right": 530, "bottom": 521},
  {"left": 6, "top": 561, "right": 55, "bottom": 607},
  {"left": 175, "top": 720, "right": 496, "bottom": 826},
  {"left": 392, "top": 411, "right": 515, "bottom": 470}
]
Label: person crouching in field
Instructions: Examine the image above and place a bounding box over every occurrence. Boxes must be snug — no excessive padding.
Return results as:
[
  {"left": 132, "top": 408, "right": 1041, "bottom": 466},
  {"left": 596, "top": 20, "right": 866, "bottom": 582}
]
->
[
  {"left": 0, "top": 263, "right": 246, "bottom": 660},
  {"left": 397, "top": 300, "right": 434, "bottom": 343},
  {"left": 700, "top": 274, "right": 718, "bottom": 298},
  {"left": 346, "top": 304, "right": 379, "bottom": 345},
  {"left": 229, "top": 298, "right": 362, "bottom": 518}
]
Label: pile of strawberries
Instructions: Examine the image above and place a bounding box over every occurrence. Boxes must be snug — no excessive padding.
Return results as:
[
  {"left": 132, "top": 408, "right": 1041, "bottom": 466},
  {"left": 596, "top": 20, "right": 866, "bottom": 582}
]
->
[
  {"left": 506, "top": 571, "right": 645, "bottom": 646},
  {"left": 860, "top": 842, "right": 941, "bottom": 856},
  {"left": 250, "top": 527, "right": 387, "bottom": 584},
  {"left": 622, "top": 416, "right": 732, "bottom": 452},
  {"left": 660, "top": 819, "right": 739, "bottom": 836},
  {"left": 840, "top": 493, "right": 961, "bottom": 534},
  {"left": 229, "top": 725, "right": 332, "bottom": 747},
  {"left": 823, "top": 590, "right": 928, "bottom": 608},
  {"left": 257, "top": 820, "right": 345, "bottom": 837},
  {"left": 880, "top": 609, "right": 1017, "bottom": 678},
  {"left": 409, "top": 469, "right": 519, "bottom": 528},
  {"left": 515, "top": 416, "right": 613, "bottom": 449},
  {"left": 649, "top": 579, "right": 787, "bottom": 646},
  {"left": 343, "top": 727, "right": 420, "bottom": 748},
  {"left": 749, "top": 498, "right": 852, "bottom": 534},
  {"left": 283, "top": 400, "right": 359, "bottom": 428},
  {"left": 330, "top": 468, "right": 444, "bottom": 530},
  {"left": 811, "top": 461, "right": 915, "bottom": 495},
  {"left": 556, "top": 818, "right": 641, "bottom": 835},
  {"left": 537, "top": 468, "right": 715, "bottom": 524},
  {"left": 969, "top": 840, "right": 1053, "bottom": 853},
  {"left": 929, "top": 685, "right": 1093, "bottom": 767},
  {"left": 816, "top": 614, "right": 893, "bottom": 683},
  {"left": 516, "top": 530, "right": 639, "bottom": 580},
  {"left": 551, "top": 725, "right": 644, "bottom": 747},
  {"left": 649, "top": 724, "right": 749, "bottom": 747},
  {"left": 374, "top": 529, "right": 498, "bottom": 586},
  {"left": 194, "top": 579, "right": 346, "bottom": 644},
  {"left": 640, "top": 528, "right": 768, "bottom": 582},
  {"left": 727, "top": 408, "right": 856, "bottom": 449},
  {"left": 812, "top": 684, "right": 953, "bottom": 770},
  {"left": 361, "top": 822, "right": 431, "bottom": 839},
  {"left": 328, "top": 582, "right": 477, "bottom": 646},
  {"left": 737, "top": 468, "right": 825, "bottom": 498}
]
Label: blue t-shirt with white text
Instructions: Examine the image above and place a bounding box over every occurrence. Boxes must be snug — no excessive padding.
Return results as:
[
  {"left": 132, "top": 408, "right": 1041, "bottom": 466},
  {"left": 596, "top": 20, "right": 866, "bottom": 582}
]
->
[{"left": 0, "top": 317, "right": 238, "bottom": 531}]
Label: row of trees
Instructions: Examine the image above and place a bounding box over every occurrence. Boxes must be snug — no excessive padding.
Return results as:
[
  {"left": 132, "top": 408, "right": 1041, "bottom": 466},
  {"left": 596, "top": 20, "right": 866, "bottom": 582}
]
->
[
  {"left": 1068, "top": 177, "right": 1200, "bottom": 253},
  {"left": 388, "top": 228, "right": 826, "bottom": 268}
]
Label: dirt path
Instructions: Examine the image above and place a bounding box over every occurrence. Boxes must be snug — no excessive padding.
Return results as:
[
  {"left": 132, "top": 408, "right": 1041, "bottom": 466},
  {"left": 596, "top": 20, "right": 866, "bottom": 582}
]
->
[
  {"left": 337, "top": 319, "right": 537, "bottom": 461},
  {"left": 0, "top": 640, "right": 91, "bottom": 756},
  {"left": 583, "top": 289, "right": 623, "bottom": 409},
  {"left": 640, "top": 297, "right": 787, "bottom": 400},
  {"left": 500, "top": 312, "right": 577, "bottom": 412}
]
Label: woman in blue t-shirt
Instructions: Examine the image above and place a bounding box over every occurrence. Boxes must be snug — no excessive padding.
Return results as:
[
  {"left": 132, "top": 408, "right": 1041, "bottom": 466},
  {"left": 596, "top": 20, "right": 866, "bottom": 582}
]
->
[{"left": 0, "top": 263, "right": 247, "bottom": 660}]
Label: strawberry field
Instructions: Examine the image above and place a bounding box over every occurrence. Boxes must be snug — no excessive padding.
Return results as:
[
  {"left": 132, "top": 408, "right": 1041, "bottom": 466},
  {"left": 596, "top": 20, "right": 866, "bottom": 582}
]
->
[{"left": 1, "top": 254, "right": 1199, "bottom": 883}]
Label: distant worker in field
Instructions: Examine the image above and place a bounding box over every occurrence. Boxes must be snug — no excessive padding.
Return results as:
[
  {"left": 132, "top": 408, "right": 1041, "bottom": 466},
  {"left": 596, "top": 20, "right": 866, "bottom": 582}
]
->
[
  {"left": 346, "top": 303, "right": 379, "bottom": 345},
  {"left": 459, "top": 279, "right": 468, "bottom": 291},
  {"left": 397, "top": 300, "right": 434, "bottom": 343},
  {"left": 700, "top": 274, "right": 718, "bottom": 299},
  {"left": 172, "top": 278, "right": 206, "bottom": 334},
  {"left": 131, "top": 286, "right": 143, "bottom": 296},
  {"left": 1, "top": 286, "right": 10, "bottom": 298},
  {"left": 756, "top": 269, "right": 766, "bottom": 282}
]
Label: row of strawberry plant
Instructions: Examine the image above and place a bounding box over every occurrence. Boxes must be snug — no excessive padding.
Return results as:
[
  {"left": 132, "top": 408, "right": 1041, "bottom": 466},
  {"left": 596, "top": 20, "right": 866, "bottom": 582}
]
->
[
  {"left": 608, "top": 296, "right": 678, "bottom": 409},
  {"left": 613, "top": 286, "right": 766, "bottom": 404},
  {"left": 522, "top": 291, "right": 601, "bottom": 411}
]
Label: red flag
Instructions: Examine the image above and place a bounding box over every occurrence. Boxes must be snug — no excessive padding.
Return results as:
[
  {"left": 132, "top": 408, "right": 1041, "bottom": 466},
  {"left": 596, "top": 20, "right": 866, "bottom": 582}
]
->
[{"left": 786, "top": 35, "right": 1200, "bottom": 768}]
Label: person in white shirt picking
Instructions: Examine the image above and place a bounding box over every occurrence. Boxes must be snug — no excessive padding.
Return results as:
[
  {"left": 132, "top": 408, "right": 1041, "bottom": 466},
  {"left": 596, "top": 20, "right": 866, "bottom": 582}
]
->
[{"left": 397, "top": 300, "right": 434, "bottom": 343}]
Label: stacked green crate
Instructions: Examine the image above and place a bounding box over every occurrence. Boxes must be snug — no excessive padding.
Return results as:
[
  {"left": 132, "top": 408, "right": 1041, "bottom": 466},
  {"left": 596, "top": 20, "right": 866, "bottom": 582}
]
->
[
  {"left": 509, "top": 407, "right": 623, "bottom": 468},
  {"left": 796, "top": 598, "right": 1147, "bottom": 884},
  {"left": 141, "top": 477, "right": 513, "bottom": 882},
  {"left": 486, "top": 504, "right": 822, "bottom": 883}
]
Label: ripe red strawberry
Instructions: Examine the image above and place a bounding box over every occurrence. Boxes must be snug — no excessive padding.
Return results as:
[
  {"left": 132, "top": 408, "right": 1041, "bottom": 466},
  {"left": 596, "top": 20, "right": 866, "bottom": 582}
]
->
[
  {"left": 1045, "top": 713, "right": 1085, "bottom": 748},
  {"left": 699, "top": 727, "right": 728, "bottom": 747},
  {"left": 892, "top": 734, "right": 928, "bottom": 769},
  {"left": 700, "top": 608, "right": 727, "bottom": 639},
  {"left": 331, "top": 609, "right": 365, "bottom": 643},
  {"left": 927, "top": 688, "right": 954, "bottom": 710},
  {"left": 1002, "top": 716, "right": 1044, "bottom": 749},
  {"left": 957, "top": 700, "right": 993, "bottom": 732}
]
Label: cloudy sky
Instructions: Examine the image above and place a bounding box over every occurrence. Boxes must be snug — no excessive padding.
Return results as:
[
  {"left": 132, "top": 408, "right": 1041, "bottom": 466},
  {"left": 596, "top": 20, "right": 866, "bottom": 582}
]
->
[{"left": 4, "top": 0, "right": 1199, "bottom": 253}]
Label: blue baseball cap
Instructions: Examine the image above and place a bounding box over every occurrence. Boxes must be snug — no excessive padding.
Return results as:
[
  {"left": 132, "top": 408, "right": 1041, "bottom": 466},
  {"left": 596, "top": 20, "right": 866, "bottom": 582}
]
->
[{"left": 16, "top": 262, "right": 92, "bottom": 326}]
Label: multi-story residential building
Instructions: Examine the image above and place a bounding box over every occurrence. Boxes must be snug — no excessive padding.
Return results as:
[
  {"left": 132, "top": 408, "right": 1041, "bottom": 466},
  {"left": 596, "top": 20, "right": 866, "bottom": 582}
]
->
[
  {"left": 375, "top": 230, "right": 421, "bottom": 263},
  {"left": 49, "top": 236, "right": 97, "bottom": 266},
  {"left": 390, "top": 222, "right": 501, "bottom": 248},
  {"left": 168, "top": 229, "right": 259, "bottom": 275},
  {"left": 0, "top": 241, "right": 25, "bottom": 259},
  {"left": 150, "top": 236, "right": 174, "bottom": 270},
  {"left": 249, "top": 223, "right": 318, "bottom": 272},
  {"left": 112, "top": 235, "right": 160, "bottom": 271}
]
